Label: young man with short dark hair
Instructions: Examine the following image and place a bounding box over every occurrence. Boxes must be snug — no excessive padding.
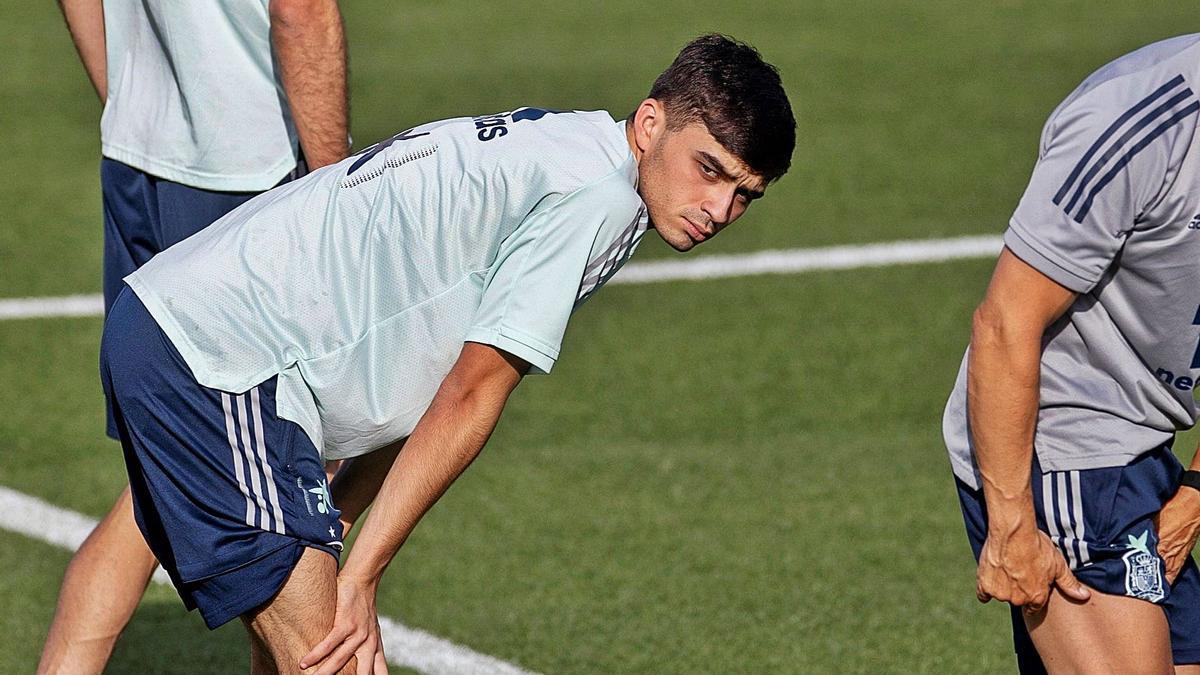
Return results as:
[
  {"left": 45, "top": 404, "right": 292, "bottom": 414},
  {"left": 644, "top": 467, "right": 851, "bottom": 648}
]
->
[{"left": 100, "top": 34, "right": 794, "bottom": 672}]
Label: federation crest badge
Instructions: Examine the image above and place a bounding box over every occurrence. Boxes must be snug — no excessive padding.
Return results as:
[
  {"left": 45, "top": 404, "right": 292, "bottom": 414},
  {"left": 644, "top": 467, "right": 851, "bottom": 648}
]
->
[{"left": 1123, "top": 530, "right": 1165, "bottom": 603}]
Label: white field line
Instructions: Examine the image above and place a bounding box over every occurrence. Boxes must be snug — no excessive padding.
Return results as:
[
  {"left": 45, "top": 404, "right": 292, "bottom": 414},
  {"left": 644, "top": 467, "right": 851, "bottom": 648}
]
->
[
  {"left": 0, "top": 485, "right": 537, "bottom": 675},
  {"left": 609, "top": 234, "right": 1003, "bottom": 284},
  {"left": 0, "top": 294, "right": 105, "bottom": 320},
  {"left": 0, "top": 235, "right": 1004, "bottom": 321}
]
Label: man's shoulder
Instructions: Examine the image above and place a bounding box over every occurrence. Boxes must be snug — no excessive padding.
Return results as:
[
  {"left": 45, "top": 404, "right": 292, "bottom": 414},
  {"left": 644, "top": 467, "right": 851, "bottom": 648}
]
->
[
  {"left": 547, "top": 154, "right": 643, "bottom": 223},
  {"left": 470, "top": 108, "right": 628, "bottom": 179},
  {"left": 1048, "top": 34, "right": 1200, "bottom": 131}
]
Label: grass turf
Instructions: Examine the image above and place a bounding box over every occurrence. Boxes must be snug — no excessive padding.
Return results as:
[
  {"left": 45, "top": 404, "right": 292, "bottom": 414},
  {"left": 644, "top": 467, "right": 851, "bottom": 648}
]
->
[{"left": 3, "top": 1, "right": 1199, "bottom": 672}]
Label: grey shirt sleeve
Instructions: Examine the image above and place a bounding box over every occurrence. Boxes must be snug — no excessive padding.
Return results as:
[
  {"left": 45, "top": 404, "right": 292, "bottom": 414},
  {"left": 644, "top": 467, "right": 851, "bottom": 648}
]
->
[{"left": 1006, "top": 73, "right": 1197, "bottom": 293}]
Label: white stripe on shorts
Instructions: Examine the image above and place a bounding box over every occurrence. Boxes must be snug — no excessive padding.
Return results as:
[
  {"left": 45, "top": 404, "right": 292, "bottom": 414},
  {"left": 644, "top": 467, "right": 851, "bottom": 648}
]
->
[
  {"left": 1042, "top": 473, "right": 1063, "bottom": 555},
  {"left": 236, "top": 392, "right": 273, "bottom": 532},
  {"left": 221, "top": 392, "right": 256, "bottom": 527},
  {"left": 1055, "top": 472, "right": 1078, "bottom": 568},
  {"left": 250, "top": 387, "right": 286, "bottom": 535},
  {"left": 1070, "top": 471, "right": 1090, "bottom": 565}
]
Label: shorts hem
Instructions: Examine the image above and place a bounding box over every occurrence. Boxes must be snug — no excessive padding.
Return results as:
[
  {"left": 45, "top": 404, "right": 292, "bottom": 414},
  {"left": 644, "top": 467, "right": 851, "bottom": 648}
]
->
[
  {"left": 192, "top": 541, "right": 339, "bottom": 629},
  {"left": 1175, "top": 648, "right": 1200, "bottom": 666},
  {"left": 179, "top": 538, "right": 295, "bottom": 586}
]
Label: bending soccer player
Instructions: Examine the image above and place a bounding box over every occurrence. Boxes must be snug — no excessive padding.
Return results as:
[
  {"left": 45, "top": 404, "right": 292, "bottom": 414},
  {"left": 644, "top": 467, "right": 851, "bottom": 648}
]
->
[
  {"left": 944, "top": 33, "right": 1200, "bottom": 673},
  {"left": 100, "top": 35, "right": 795, "bottom": 673}
]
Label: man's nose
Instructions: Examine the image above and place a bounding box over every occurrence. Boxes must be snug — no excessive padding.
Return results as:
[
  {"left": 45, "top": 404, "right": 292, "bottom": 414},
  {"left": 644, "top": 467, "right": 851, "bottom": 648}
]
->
[{"left": 702, "top": 186, "right": 737, "bottom": 226}]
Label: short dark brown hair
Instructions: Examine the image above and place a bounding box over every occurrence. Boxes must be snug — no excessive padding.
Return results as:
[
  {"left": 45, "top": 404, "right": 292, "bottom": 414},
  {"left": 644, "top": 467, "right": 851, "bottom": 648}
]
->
[{"left": 643, "top": 34, "right": 796, "bottom": 183}]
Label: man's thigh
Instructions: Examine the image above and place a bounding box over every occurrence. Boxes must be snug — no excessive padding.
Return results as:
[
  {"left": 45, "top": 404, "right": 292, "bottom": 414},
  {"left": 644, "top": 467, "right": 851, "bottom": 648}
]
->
[
  {"left": 1025, "top": 587, "right": 1172, "bottom": 674},
  {"left": 241, "top": 546, "right": 350, "bottom": 673}
]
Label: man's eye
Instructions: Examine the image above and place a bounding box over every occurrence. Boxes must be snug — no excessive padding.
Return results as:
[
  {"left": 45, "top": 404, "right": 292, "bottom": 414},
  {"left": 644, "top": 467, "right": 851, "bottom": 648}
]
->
[{"left": 700, "top": 163, "right": 718, "bottom": 177}]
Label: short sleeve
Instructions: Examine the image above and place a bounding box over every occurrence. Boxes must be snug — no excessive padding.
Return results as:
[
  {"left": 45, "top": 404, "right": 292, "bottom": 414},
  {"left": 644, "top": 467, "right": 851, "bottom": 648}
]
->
[
  {"left": 465, "top": 176, "right": 631, "bottom": 374},
  {"left": 1006, "top": 73, "right": 1198, "bottom": 293}
]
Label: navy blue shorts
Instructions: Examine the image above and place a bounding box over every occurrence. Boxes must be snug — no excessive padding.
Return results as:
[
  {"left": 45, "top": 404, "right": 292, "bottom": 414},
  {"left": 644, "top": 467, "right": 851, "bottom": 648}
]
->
[
  {"left": 957, "top": 446, "right": 1200, "bottom": 671},
  {"left": 101, "top": 157, "right": 301, "bottom": 437},
  {"left": 100, "top": 288, "right": 342, "bottom": 629}
]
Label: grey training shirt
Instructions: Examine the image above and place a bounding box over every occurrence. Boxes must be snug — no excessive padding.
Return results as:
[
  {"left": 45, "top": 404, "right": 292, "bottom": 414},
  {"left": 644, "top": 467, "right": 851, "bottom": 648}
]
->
[{"left": 945, "top": 34, "right": 1200, "bottom": 488}]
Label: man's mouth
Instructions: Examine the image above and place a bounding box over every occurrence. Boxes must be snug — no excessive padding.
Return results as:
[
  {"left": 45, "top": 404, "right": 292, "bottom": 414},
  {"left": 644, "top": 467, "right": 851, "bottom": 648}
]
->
[{"left": 682, "top": 218, "right": 709, "bottom": 242}]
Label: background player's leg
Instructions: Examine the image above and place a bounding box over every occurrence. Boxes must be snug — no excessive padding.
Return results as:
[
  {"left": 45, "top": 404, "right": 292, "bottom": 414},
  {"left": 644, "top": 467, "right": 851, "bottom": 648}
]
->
[
  {"left": 36, "top": 487, "right": 158, "bottom": 675},
  {"left": 241, "top": 546, "right": 356, "bottom": 675},
  {"left": 331, "top": 439, "right": 405, "bottom": 532},
  {"left": 1025, "top": 587, "right": 1172, "bottom": 674},
  {"left": 38, "top": 159, "right": 168, "bottom": 675}
]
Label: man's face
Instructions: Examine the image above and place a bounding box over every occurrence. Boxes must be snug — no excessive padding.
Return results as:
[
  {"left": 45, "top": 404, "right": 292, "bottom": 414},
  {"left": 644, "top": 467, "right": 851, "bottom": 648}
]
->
[{"left": 631, "top": 105, "right": 767, "bottom": 252}]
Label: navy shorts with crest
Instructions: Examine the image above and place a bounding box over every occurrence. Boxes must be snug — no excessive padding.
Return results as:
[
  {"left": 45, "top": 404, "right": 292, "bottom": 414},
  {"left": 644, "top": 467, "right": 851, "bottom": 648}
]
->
[
  {"left": 100, "top": 287, "right": 342, "bottom": 629},
  {"left": 956, "top": 445, "right": 1200, "bottom": 671}
]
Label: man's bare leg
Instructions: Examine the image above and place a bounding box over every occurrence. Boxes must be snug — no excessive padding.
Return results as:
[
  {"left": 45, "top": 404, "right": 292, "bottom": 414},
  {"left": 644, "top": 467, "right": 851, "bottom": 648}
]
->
[
  {"left": 241, "top": 546, "right": 355, "bottom": 675},
  {"left": 330, "top": 439, "right": 405, "bottom": 531},
  {"left": 1025, "top": 588, "right": 1172, "bottom": 674},
  {"left": 37, "top": 486, "right": 158, "bottom": 675}
]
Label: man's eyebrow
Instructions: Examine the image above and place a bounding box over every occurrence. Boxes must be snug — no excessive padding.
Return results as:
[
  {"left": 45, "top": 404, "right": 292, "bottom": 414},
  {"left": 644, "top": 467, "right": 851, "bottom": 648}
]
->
[
  {"left": 738, "top": 186, "right": 765, "bottom": 201},
  {"left": 699, "top": 150, "right": 766, "bottom": 200},
  {"left": 697, "top": 151, "right": 733, "bottom": 178}
]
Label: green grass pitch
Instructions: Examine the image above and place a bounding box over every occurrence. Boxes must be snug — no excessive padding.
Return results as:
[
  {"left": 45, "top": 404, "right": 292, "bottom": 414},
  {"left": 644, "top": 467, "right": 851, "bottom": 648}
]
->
[{"left": 3, "top": 1, "right": 1198, "bottom": 672}]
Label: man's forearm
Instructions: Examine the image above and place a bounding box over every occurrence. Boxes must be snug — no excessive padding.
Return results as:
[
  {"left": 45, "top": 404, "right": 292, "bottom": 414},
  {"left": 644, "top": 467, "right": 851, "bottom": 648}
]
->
[
  {"left": 339, "top": 366, "right": 515, "bottom": 584},
  {"left": 269, "top": 0, "right": 350, "bottom": 169},
  {"left": 57, "top": 0, "right": 107, "bottom": 102},
  {"left": 967, "top": 309, "right": 1043, "bottom": 532}
]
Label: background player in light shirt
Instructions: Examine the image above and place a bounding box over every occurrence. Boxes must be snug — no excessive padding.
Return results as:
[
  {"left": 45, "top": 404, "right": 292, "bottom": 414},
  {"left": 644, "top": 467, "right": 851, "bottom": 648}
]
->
[
  {"left": 944, "top": 33, "right": 1200, "bottom": 673},
  {"left": 100, "top": 35, "right": 795, "bottom": 673}
]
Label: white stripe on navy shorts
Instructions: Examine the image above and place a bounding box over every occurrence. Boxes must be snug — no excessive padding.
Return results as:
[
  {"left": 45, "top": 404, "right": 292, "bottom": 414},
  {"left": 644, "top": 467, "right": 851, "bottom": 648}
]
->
[{"left": 221, "top": 388, "right": 287, "bottom": 535}]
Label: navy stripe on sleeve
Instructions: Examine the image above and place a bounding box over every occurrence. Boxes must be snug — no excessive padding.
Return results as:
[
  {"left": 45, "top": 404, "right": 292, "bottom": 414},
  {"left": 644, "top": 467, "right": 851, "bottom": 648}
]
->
[
  {"left": 1071, "top": 100, "right": 1200, "bottom": 223},
  {"left": 1053, "top": 74, "right": 1186, "bottom": 205},
  {"left": 1062, "top": 87, "right": 1195, "bottom": 215}
]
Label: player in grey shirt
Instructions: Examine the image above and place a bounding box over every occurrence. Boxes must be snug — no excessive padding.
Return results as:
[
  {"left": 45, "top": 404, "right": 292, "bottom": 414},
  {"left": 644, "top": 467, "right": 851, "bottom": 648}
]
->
[{"left": 944, "top": 34, "right": 1200, "bottom": 672}]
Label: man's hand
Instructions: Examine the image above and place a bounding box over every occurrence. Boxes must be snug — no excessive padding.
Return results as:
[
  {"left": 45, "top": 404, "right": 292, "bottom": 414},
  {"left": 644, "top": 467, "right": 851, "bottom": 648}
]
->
[
  {"left": 300, "top": 574, "right": 388, "bottom": 675},
  {"left": 1156, "top": 485, "right": 1200, "bottom": 584},
  {"left": 977, "top": 523, "right": 1091, "bottom": 612}
]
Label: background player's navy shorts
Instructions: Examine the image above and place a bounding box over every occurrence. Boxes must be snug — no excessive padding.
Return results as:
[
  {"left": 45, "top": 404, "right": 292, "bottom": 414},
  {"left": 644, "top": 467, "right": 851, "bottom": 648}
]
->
[
  {"left": 100, "top": 287, "right": 342, "bottom": 629},
  {"left": 957, "top": 445, "right": 1200, "bottom": 671},
  {"left": 101, "top": 157, "right": 303, "bottom": 438}
]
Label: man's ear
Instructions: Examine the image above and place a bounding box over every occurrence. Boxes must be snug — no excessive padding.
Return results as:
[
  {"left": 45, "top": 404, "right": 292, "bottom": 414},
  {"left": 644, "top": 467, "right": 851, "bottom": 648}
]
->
[{"left": 632, "top": 98, "right": 667, "bottom": 154}]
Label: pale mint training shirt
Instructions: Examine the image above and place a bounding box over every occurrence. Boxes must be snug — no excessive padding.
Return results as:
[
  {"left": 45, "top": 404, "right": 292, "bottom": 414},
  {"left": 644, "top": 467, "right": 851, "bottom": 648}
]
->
[
  {"left": 128, "top": 109, "right": 648, "bottom": 459},
  {"left": 101, "top": 1, "right": 300, "bottom": 190}
]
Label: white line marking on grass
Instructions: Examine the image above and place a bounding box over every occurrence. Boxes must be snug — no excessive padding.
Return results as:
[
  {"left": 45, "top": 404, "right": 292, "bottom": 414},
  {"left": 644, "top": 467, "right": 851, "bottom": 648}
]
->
[
  {"left": 0, "top": 294, "right": 104, "bottom": 320},
  {"left": 0, "top": 485, "right": 539, "bottom": 675},
  {"left": 610, "top": 234, "right": 1004, "bottom": 284},
  {"left": 0, "top": 235, "right": 1005, "bottom": 321}
]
